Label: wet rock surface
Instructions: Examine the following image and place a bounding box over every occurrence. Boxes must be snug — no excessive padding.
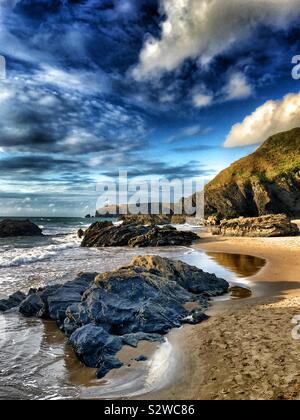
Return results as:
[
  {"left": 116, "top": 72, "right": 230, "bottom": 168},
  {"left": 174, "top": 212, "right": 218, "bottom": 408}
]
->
[
  {"left": 0, "top": 256, "right": 228, "bottom": 379},
  {"left": 212, "top": 214, "right": 299, "bottom": 237},
  {"left": 0, "top": 219, "right": 43, "bottom": 237},
  {"left": 0, "top": 291, "right": 26, "bottom": 312},
  {"left": 81, "top": 222, "right": 199, "bottom": 248}
]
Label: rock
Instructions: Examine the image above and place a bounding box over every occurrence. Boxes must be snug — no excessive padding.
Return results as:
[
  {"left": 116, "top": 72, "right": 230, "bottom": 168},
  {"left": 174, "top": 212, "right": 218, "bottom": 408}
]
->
[
  {"left": 19, "top": 293, "right": 47, "bottom": 318},
  {"left": 64, "top": 256, "right": 228, "bottom": 373},
  {"left": 0, "top": 219, "right": 43, "bottom": 237},
  {"left": 77, "top": 229, "right": 85, "bottom": 239},
  {"left": 135, "top": 355, "right": 148, "bottom": 362},
  {"left": 212, "top": 214, "right": 299, "bottom": 237},
  {"left": 170, "top": 215, "right": 186, "bottom": 224},
  {"left": 69, "top": 324, "right": 123, "bottom": 376},
  {"left": 81, "top": 222, "right": 199, "bottom": 248},
  {"left": 203, "top": 128, "right": 300, "bottom": 219},
  {"left": 85, "top": 214, "right": 91, "bottom": 218},
  {"left": 205, "top": 215, "right": 222, "bottom": 226},
  {"left": 19, "top": 273, "right": 96, "bottom": 326},
  {"left": 0, "top": 291, "right": 26, "bottom": 312},
  {"left": 8, "top": 256, "right": 228, "bottom": 379},
  {"left": 120, "top": 214, "right": 172, "bottom": 225}
]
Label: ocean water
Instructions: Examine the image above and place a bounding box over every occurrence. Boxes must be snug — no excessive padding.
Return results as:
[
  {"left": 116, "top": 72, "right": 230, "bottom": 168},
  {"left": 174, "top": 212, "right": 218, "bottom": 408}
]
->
[{"left": 0, "top": 217, "right": 265, "bottom": 400}]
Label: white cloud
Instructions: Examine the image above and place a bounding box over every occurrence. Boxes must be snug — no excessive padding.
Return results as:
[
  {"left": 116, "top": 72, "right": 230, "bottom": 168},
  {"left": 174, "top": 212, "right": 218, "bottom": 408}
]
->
[
  {"left": 224, "top": 72, "right": 253, "bottom": 100},
  {"left": 132, "top": 0, "right": 300, "bottom": 80},
  {"left": 192, "top": 91, "right": 213, "bottom": 108},
  {"left": 224, "top": 92, "right": 300, "bottom": 147}
]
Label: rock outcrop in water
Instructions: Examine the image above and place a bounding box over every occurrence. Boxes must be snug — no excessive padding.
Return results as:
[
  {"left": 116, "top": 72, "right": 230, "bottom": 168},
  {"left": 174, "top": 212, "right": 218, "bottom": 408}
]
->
[
  {"left": 81, "top": 221, "right": 199, "bottom": 248},
  {"left": 212, "top": 214, "right": 299, "bottom": 237},
  {"left": 0, "top": 256, "right": 229, "bottom": 379},
  {"left": 0, "top": 291, "right": 26, "bottom": 312},
  {"left": 203, "top": 128, "right": 300, "bottom": 219},
  {"left": 0, "top": 219, "right": 43, "bottom": 237}
]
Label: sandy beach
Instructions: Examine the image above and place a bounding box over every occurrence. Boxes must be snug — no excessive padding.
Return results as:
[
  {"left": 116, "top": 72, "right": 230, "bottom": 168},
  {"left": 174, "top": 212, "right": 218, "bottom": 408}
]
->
[{"left": 143, "top": 225, "right": 300, "bottom": 400}]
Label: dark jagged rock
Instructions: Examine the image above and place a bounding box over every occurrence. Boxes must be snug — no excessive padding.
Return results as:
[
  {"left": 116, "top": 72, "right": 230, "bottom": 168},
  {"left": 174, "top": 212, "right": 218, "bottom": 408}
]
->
[
  {"left": 2, "top": 256, "right": 228, "bottom": 379},
  {"left": 77, "top": 229, "right": 85, "bottom": 239},
  {"left": 0, "top": 291, "right": 26, "bottom": 312},
  {"left": 69, "top": 324, "right": 123, "bottom": 377},
  {"left": 64, "top": 256, "right": 228, "bottom": 376},
  {"left": 203, "top": 128, "right": 300, "bottom": 219},
  {"left": 19, "top": 273, "right": 96, "bottom": 324},
  {"left": 212, "top": 214, "right": 299, "bottom": 237},
  {"left": 0, "top": 219, "right": 43, "bottom": 237},
  {"left": 81, "top": 222, "right": 199, "bottom": 248},
  {"left": 135, "top": 355, "right": 148, "bottom": 362}
]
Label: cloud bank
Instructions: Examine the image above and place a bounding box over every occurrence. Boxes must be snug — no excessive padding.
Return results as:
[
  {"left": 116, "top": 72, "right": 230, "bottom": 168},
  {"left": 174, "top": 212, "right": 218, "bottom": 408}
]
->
[
  {"left": 132, "top": 0, "right": 300, "bottom": 80},
  {"left": 224, "top": 92, "right": 300, "bottom": 147}
]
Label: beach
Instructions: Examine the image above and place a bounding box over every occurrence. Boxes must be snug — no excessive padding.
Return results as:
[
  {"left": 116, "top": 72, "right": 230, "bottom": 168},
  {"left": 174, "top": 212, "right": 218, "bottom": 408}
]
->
[{"left": 142, "top": 225, "right": 300, "bottom": 400}]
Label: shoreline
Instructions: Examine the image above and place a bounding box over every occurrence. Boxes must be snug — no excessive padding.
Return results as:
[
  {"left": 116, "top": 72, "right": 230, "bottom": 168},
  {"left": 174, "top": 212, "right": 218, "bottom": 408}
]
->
[{"left": 139, "top": 230, "right": 300, "bottom": 400}]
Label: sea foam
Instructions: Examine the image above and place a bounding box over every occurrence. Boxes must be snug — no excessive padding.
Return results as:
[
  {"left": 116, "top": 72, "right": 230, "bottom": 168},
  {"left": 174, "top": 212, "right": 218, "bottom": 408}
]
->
[{"left": 0, "top": 240, "right": 78, "bottom": 268}]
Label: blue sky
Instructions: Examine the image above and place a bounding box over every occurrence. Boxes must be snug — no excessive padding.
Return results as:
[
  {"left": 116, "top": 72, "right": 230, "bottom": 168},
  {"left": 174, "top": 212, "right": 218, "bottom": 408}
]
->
[{"left": 0, "top": 0, "right": 300, "bottom": 216}]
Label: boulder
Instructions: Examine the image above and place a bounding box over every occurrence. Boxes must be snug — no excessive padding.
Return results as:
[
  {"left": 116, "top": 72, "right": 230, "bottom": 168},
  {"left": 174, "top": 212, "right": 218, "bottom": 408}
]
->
[
  {"left": 69, "top": 324, "right": 123, "bottom": 377},
  {"left": 63, "top": 256, "right": 228, "bottom": 377},
  {"left": 0, "top": 219, "right": 43, "bottom": 237},
  {"left": 212, "top": 214, "right": 299, "bottom": 237},
  {"left": 81, "top": 222, "right": 199, "bottom": 248},
  {"left": 77, "top": 229, "right": 85, "bottom": 239},
  {"left": 0, "top": 291, "right": 26, "bottom": 312},
  {"left": 19, "top": 273, "right": 96, "bottom": 326},
  {"left": 3, "top": 256, "right": 229, "bottom": 379}
]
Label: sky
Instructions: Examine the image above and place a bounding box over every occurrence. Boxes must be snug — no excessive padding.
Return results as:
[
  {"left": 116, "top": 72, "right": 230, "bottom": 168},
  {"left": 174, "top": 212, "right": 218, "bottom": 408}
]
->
[{"left": 0, "top": 0, "right": 300, "bottom": 216}]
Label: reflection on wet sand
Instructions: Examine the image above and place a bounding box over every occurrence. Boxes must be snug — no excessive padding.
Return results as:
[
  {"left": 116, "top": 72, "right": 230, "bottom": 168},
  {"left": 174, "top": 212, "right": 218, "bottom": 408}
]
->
[{"left": 206, "top": 252, "right": 265, "bottom": 278}]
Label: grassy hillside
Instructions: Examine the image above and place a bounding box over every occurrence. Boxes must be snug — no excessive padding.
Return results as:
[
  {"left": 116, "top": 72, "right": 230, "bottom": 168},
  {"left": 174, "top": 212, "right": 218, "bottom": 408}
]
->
[{"left": 207, "top": 127, "right": 300, "bottom": 190}]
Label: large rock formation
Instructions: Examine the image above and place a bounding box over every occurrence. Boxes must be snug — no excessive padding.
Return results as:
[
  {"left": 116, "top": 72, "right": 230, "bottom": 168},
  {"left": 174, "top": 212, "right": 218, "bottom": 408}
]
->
[
  {"left": 204, "top": 128, "right": 300, "bottom": 219},
  {"left": 212, "top": 214, "right": 299, "bottom": 237},
  {"left": 81, "top": 221, "right": 199, "bottom": 247},
  {"left": 0, "top": 256, "right": 229, "bottom": 379},
  {"left": 0, "top": 219, "right": 43, "bottom": 237}
]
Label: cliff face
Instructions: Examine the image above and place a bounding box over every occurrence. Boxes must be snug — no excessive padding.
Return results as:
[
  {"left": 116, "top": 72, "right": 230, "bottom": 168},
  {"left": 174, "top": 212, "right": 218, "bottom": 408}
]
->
[{"left": 204, "top": 128, "right": 300, "bottom": 218}]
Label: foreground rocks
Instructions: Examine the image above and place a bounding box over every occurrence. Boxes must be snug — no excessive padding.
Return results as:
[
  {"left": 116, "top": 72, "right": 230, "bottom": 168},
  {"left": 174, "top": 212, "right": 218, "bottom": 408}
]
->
[
  {"left": 0, "top": 256, "right": 229, "bottom": 379},
  {"left": 0, "top": 219, "right": 43, "bottom": 237},
  {"left": 81, "top": 221, "right": 199, "bottom": 247},
  {"left": 212, "top": 214, "right": 299, "bottom": 237}
]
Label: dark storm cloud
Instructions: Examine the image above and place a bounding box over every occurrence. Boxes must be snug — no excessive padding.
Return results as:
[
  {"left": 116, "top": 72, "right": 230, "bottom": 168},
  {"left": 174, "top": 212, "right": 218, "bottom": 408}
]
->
[{"left": 0, "top": 155, "right": 80, "bottom": 174}]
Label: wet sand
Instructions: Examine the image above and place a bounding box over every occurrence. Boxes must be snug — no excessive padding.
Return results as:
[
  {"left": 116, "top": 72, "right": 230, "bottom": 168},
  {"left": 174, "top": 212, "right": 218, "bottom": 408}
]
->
[{"left": 141, "top": 227, "right": 300, "bottom": 400}]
